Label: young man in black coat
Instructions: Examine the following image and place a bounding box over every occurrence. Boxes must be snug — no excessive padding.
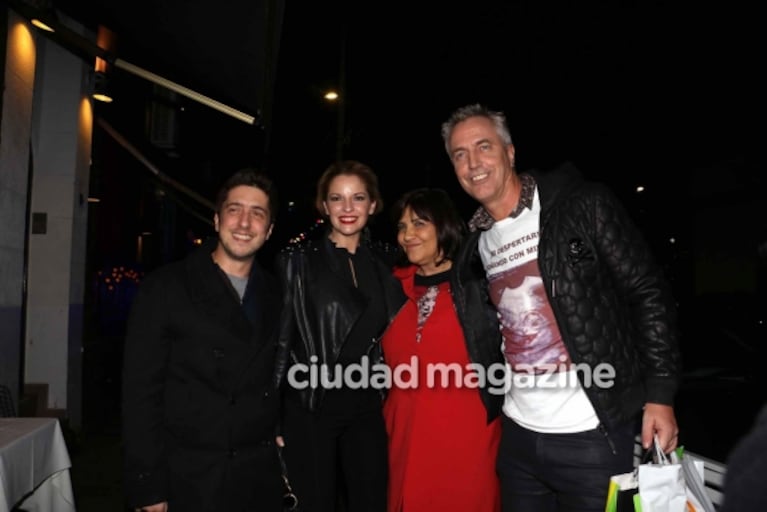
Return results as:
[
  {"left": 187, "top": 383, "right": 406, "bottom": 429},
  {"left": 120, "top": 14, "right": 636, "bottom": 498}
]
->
[{"left": 122, "top": 169, "right": 283, "bottom": 512}]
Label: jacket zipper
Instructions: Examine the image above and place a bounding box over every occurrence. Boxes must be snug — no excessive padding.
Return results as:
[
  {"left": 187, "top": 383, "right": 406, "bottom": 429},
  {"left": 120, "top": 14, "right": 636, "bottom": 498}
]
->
[
  {"left": 598, "top": 423, "right": 617, "bottom": 455},
  {"left": 541, "top": 228, "right": 614, "bottom": 441}
]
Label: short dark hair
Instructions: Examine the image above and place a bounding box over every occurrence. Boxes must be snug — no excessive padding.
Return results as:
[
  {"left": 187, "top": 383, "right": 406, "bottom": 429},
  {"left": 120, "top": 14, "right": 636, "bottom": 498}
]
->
[
  {"left": 215, "top": 168, "right": 278, "bottom": 223},
  {"left": 391, "top": 188, "right": 467, "bottom": 267},
  {"left": 314, "top": 160, "right": 384, "bottom": 217}
]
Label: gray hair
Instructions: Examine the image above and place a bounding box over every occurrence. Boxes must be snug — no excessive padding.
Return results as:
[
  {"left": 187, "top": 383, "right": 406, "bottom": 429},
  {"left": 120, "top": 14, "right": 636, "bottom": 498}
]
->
[{"left": 440, "top": 103, "right": 513, "bottom": 155}]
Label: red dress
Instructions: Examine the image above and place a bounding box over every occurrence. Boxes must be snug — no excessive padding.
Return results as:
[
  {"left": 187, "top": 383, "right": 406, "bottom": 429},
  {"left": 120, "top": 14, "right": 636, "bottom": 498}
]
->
[{"left": 382, "top": 266, "right": 501, "bottom": 512}]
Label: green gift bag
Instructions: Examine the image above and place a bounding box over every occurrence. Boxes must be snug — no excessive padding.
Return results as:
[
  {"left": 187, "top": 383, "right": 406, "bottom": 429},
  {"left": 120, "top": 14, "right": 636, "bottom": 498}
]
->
[{"left": 605, "top": 471, "right": 639, "bottom": 512}]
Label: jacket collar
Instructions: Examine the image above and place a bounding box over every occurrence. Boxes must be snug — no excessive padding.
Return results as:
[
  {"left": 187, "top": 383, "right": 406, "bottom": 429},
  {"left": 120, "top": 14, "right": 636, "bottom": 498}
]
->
[
  {"left": 184, "top": 237, "right": 276, "bottom": 346},
  {"left": 527, "top": 161, "right": 583, "bottom": 211},
  {"left": 467, "top": 162, "right": 584, "bottom": 231},
  {"left": 468, "top": 173, "right": 537, "bottom": 232}
]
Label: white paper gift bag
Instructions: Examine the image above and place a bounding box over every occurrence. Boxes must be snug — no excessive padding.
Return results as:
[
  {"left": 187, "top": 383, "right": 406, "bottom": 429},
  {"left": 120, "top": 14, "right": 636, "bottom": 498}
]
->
[
  {"left": 636, "top": 434, "right": 687, "bottom": 512},
  {"left": 637, "top": 462, "right": 687, "bottom": 512}
]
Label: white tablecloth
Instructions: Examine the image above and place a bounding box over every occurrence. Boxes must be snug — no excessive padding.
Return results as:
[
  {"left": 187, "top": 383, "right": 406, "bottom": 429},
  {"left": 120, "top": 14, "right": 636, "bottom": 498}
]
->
[{"left": 0, "top": 417, "right": 76, "bottom": 512}]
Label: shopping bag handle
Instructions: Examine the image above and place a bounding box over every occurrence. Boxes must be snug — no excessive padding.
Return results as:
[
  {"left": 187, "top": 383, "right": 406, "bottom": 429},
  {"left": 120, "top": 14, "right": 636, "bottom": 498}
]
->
[
  {"left": 652, "top": 433, "right": 670, "bottom": 464},
  {"left": 638, "top": 433, "right": 671, "bottom": 467}
]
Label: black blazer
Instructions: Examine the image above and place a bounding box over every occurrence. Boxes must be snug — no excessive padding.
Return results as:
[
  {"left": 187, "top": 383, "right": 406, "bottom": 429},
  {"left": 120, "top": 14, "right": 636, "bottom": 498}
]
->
[{"left": 122, "top": 239, "right": 283, "bottom": 511}]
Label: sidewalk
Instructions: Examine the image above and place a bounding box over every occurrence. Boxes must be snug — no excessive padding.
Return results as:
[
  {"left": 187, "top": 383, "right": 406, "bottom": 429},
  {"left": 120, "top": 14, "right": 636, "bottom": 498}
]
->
[
  {"left": 69, "top": 426, "right": 124, "bottom": 511},
  {"left": 68, "top": 334, "right": 125, "bottom": 511}
]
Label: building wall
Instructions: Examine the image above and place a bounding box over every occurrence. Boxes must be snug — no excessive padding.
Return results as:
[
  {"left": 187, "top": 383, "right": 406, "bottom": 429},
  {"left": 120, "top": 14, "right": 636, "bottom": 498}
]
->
[
  {"left": 26, "top": 18, "right": 91, "bottom": 424},
  {"left": 0, "top": 11, "right": 36, "bottom": 411},
  {"left": 1, "top": 8, "right": 91, "bottom": 425}
]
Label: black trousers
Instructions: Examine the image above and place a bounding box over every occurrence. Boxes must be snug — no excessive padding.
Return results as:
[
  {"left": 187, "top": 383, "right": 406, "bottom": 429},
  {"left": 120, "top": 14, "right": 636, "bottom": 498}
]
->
[
  {"left": 282, "top": 389, "right": 388, "bottom": 512},
  {"left": 496, "top": 415, "right": 636, "bottom": 512}
]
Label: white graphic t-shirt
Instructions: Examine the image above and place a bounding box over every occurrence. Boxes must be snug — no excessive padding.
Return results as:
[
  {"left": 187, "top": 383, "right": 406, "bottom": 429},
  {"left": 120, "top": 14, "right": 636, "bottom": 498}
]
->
[{"left": 479, "top": 189, "right": 598, "bottom": 433}]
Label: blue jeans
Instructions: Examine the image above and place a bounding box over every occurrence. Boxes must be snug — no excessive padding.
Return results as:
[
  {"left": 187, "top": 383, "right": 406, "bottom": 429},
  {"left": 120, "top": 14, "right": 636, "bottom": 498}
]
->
[{"left": 497, "top": 415, "right": 636, "bottom": 512}]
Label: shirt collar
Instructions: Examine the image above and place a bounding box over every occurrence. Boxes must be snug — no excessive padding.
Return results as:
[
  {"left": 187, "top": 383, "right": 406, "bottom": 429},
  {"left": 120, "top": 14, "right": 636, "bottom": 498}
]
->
[{"left": 468, "top": 173, "right": 536, "bottom": 232}]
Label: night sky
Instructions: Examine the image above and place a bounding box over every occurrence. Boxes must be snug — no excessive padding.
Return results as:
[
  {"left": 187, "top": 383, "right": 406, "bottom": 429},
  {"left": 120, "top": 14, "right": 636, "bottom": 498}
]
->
[
  {"left": 269, "top": 1, "right": 762, "bottom": 284},
  {"left": 80, "top": 1, "right": 762, "bottom": 261}
]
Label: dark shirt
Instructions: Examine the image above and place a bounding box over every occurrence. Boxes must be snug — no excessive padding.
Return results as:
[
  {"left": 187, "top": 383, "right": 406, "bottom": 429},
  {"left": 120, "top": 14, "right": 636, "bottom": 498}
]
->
[
  {"left": 414, "top": 269, "right": 452, "bottom": 288},
  {"left": 331, "top": 241, "right": 387, "bottom": 367}
]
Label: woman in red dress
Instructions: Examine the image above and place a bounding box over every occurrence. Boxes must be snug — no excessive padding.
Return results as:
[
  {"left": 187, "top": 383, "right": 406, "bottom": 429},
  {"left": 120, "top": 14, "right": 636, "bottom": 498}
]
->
[{"left": 383, "top": 188, "right": 503, "bottom": 512}]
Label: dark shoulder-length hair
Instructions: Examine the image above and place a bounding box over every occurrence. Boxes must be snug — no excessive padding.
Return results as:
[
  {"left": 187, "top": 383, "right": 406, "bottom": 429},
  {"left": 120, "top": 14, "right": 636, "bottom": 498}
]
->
[
  {"left": 391, "top": 188, "right": 467, "bottom": 267},
  {"left": 314, "top": 160, "right": 384, "bottom": 217}
]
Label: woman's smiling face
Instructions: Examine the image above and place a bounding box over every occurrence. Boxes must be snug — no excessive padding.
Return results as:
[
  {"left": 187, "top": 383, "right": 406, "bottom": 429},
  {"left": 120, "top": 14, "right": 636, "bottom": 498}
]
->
[{"left": 323, "top": 174, "right": 376, "bottom": 248}]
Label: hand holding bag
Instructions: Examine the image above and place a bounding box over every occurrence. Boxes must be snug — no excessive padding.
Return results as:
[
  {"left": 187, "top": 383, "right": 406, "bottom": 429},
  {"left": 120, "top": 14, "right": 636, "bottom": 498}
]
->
[
  {"left": 636, "top": 434, "right": 724, "bottom": 512},
  {"left": 637, "top": 442, "right": 686, "bottom": 512},
  {"left": 605, "top": 438, "right": 658, "bottom": 512},
  {"left": 606, "top": 435, "right": 701, "bottom": 512}
]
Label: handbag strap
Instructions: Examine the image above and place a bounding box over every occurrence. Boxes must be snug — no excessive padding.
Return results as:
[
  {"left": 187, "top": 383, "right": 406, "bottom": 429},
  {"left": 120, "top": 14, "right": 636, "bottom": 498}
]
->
[
  {"left": 277, "top": 446, "right": 299, "bottom": 510},
  {"left": 277, "top": 446, "right": 293, "bottom": 491}
]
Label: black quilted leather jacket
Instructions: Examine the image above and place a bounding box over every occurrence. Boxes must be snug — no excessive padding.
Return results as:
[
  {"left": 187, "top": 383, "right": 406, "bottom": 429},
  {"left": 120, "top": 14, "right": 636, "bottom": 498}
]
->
[
  {"left": 273, "top": 233, "right": 406, "bottom": 412},
  {"left": 457, "top": 162, "right": 682, "bottom": 433},
  {"left": 449, "top": 249, "right": 506, "bottom": 423}
]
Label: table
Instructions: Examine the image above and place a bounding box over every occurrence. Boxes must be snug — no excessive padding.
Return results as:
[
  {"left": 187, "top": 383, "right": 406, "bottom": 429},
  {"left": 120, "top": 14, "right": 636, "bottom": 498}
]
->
[{"left": 0, "top": 417, "right": 76, "bottom": 512}]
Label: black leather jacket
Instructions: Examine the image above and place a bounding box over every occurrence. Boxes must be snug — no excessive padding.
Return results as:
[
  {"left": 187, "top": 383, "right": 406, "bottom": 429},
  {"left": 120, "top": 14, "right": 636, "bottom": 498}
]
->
[
  {"left": 457, "top": 163, "right": 682, "bottom": 433},
  {"left": 449, "top": 251, "right": 506, "bottom": 423},
  {"left": 274, "top": 234, "right": 406, "bottom": 412}
]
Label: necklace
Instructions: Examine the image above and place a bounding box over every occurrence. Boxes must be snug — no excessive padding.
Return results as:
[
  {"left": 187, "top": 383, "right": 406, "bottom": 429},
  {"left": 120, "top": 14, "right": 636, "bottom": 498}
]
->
[{"left": 348, "top": 257, "right": 358, "bottom": 288}]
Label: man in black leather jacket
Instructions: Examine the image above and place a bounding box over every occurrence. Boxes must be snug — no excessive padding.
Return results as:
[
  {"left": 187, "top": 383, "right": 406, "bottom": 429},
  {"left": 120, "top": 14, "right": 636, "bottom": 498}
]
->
[{"left": 442, "top": 103, "right": 682, "bottom": 512}]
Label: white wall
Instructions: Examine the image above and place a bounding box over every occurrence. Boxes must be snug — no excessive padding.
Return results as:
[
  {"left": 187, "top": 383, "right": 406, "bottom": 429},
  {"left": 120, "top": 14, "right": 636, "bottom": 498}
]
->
[{"left": 24, "top": 14, "right": 91, "bottom": 424}]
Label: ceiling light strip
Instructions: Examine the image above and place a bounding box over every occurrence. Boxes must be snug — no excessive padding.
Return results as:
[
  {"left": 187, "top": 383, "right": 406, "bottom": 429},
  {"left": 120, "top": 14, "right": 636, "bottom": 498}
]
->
[{"left": 114, "top": 59, "right": 255, "bottom": 125}]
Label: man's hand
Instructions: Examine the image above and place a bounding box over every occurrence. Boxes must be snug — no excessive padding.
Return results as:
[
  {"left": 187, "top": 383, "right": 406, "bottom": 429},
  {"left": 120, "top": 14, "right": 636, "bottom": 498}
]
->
[
  {"left": 135, "top": 502, "right": 167, "bottom": 512},
  {"left": 641, "top": 402, "right": 679, "bottom": 452}
]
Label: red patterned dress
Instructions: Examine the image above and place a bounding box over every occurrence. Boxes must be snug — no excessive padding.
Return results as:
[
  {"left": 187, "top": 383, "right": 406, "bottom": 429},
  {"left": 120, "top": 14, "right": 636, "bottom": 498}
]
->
[{"left": 382, "top": 265, "right": 501, "bottom": 512}]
